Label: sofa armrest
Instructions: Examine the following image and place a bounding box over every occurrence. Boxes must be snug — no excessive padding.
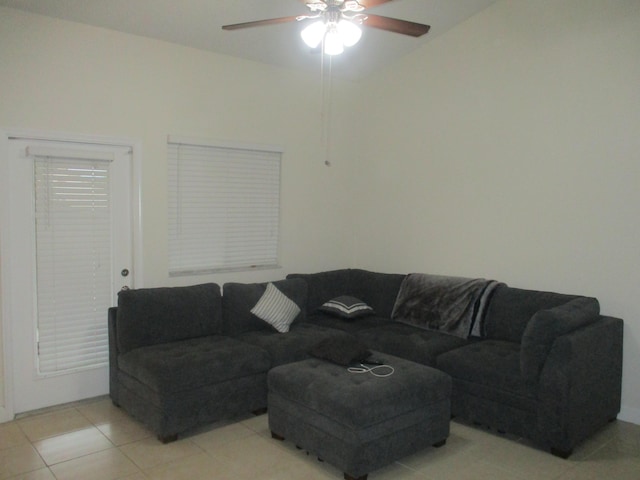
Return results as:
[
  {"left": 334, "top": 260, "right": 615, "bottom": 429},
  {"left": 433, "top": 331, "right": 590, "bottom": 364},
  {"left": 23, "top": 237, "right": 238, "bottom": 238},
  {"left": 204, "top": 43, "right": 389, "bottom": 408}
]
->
[
  {"left": 521, "top": 297, "right": 600, "bottom": 383},
  {"left": 536, "top": 316, "right": 623, "bottom": 454},
  {"left": 108, "top": 307, "right": 120, "bottom": 406}
]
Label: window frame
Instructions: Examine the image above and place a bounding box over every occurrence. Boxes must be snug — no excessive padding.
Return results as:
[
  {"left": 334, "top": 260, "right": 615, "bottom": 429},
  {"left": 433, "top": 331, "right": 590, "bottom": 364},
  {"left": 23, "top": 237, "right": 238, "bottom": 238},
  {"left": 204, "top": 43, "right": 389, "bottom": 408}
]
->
[{"left": 167, "top": 135, "right": 283, "bottom": 276}]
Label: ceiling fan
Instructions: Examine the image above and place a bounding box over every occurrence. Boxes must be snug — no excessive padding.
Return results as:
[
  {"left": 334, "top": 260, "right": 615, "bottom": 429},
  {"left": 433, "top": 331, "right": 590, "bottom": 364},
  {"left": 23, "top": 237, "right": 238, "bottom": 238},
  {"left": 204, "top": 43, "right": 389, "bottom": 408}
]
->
[{"left": 222, "top": 0, "right": 430, "bottom": 56}]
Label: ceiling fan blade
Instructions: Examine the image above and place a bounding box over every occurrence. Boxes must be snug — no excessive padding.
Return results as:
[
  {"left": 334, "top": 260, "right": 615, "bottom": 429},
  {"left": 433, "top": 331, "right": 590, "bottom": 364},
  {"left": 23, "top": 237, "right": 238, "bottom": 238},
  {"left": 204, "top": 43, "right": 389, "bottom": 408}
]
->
[
  {"left": 222, "top": 16, "right": 300, "bottom": 31},
  {"left": 298, "top": 0, "right": 393, "bottom": 7},
  {"left": 362, "top": 14, "right": 430, "bottom": 37},
  {"left": 357, "top": 0, "right": 394, "bottom": 8}
]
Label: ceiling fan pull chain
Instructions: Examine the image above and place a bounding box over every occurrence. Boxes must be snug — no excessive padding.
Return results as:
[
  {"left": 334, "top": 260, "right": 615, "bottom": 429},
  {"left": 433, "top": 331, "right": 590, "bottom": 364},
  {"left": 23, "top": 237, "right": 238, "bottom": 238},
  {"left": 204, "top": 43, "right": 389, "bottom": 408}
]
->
[{"left": 320, "top": 48, "right": 333, "bottom": 167}]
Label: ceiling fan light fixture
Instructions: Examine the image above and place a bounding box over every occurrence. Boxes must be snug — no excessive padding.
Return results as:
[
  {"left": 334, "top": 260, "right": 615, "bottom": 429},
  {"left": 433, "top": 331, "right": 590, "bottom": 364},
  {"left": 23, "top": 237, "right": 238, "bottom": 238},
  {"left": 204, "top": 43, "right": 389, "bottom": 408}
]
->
[
  {"left": 223, "top": 1, "right": 432, "bottom": 57},
  {"left": 323, "top": 25, "right": 344, "bottom": 55},
  {"left": 301, "top": 20, "right": 326, "bottom": 48},
  {"left": 301, "top": 17, "right": 361, "bottom": 54},
  {"left": 337, "top": 19, "right": 362, "bottom": 47},
  {"left": 343, "top": 1, "right": 365, "bottom": 13}
]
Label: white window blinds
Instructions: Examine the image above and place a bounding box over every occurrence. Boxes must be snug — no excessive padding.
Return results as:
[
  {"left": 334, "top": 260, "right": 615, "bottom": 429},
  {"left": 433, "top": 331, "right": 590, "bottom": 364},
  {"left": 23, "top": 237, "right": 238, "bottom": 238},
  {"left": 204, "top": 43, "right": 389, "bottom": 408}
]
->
[
  {"left": 33, "top": 153, "right": 113, "bottom": 375},
  {"left": 168, "top": 137, "right": 282, "bottom": 275}
]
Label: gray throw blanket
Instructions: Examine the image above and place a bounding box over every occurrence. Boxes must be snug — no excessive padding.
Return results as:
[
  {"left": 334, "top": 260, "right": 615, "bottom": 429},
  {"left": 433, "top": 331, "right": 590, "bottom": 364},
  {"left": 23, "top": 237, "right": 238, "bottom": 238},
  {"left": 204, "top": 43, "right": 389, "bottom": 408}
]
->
[{"left": 391, "top": 274, "right": 503, "bottom": 339}]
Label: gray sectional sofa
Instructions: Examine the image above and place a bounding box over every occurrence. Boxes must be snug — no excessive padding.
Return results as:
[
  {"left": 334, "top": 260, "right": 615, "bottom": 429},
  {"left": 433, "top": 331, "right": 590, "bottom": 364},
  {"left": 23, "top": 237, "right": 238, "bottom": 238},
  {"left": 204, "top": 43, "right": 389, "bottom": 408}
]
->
[{"left": 108, "top": 269, "right": 623, "bottom": 458}]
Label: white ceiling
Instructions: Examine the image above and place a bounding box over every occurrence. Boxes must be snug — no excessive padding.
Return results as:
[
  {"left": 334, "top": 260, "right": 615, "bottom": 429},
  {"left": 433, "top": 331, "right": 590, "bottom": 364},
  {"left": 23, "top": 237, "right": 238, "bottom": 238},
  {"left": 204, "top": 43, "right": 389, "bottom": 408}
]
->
[{"left": 0, "top": 0, "right": 498, "bottom": 80}]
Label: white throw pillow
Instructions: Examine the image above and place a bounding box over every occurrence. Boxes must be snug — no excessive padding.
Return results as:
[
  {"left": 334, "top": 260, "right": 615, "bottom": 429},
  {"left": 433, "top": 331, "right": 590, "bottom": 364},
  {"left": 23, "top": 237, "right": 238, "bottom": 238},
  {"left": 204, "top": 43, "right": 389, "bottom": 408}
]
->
[{"left": 250, "top": 282, "right": 300, "bottom": 333}]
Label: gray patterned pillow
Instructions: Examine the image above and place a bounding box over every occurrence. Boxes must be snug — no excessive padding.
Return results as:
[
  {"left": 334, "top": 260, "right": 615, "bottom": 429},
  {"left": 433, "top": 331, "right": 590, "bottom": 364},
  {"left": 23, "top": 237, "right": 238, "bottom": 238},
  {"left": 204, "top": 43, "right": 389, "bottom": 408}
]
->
[
  {"left": 250, "top": 282, "right": 300, "bottom": 333},
  {"left": 319, "top": 295, "right": 375, "bottom": 319}
]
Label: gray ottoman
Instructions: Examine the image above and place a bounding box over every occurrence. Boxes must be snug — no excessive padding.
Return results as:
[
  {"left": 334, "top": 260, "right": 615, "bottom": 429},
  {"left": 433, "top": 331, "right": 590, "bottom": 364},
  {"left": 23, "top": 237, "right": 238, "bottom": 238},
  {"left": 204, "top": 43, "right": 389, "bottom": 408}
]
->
[{"left": 268, "top": 353, "right": 452, "bottom": 480}]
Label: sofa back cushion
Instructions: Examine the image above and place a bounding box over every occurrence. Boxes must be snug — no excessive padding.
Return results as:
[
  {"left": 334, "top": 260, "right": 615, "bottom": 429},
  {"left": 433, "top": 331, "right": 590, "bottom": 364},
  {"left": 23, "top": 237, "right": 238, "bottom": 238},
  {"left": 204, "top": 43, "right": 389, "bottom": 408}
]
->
[
  {"left": 222, "top": 278, "right": 307, "bottom": 336},
  {"left": 286, "top": 270, "right": 352, "bottom": 315},
  {"left": 483, "top": 285, "right": 579, "bottom": 343},
  {"left": 348, "top": 270, "right": 406, "bottom": 318},
  {"left": 116, "top": 283, "right": 222, "bottom": 354},
  {"left": 521, "top": 296, "right": 600, "bottom": 383},
  {"left": 287, "top": 269, "right": 405, "bottom": 319}
]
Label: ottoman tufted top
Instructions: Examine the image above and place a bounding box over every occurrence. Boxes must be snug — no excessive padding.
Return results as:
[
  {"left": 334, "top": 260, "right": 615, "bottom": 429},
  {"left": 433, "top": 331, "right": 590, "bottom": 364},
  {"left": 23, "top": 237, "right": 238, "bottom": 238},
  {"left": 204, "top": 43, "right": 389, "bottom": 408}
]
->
[{"left": 268, "top": 353, "right": 451, "bottom": 429}]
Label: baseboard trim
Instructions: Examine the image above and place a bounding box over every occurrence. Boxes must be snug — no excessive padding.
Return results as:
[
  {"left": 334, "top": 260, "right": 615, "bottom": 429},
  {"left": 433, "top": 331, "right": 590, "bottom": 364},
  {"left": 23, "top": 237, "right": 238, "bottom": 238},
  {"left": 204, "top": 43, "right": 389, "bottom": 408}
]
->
[
  {"left": 0, "top": 405, "right": 14, "bottom": 424},
  {"left": 618, "top": 405, "right": 640, "bottom": 425}
]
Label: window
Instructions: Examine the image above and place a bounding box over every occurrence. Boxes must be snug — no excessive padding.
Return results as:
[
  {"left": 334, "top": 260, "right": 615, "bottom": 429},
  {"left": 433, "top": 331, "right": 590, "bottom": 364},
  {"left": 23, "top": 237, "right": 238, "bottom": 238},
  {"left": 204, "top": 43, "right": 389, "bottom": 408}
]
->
[
  {"left": 31, "top": 148, "right": 113, "bottom": 374},
  {"left": 168, "top": 136, "right": 282, "bottom": 275}
]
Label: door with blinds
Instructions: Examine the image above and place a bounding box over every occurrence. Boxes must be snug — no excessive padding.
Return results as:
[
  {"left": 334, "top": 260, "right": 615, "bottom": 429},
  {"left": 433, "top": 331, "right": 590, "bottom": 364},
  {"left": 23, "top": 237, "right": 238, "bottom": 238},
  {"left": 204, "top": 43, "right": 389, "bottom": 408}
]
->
[{"left": 5, "top": 137, "right": 133, "bottom": 413}]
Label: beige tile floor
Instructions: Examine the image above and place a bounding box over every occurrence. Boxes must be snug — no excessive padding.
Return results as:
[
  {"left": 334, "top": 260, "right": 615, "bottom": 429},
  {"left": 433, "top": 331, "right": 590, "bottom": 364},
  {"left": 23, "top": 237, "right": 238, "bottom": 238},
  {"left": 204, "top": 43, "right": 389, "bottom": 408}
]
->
[{"left": 1, "top": 396, "right": 639, "bottom": 480}]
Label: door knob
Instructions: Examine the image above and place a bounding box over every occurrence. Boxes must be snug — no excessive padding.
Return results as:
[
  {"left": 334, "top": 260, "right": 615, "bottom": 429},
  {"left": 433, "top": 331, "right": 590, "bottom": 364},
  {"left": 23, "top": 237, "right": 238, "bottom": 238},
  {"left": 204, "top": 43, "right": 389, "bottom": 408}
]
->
[{"left": 121, "top": 268, "right": 129, "bottom": 277}]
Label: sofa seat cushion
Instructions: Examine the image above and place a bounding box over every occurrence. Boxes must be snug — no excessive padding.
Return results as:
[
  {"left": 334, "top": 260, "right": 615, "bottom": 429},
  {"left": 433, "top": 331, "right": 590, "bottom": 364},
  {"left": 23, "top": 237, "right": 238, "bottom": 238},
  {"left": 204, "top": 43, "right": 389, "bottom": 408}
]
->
[
  {"left": 236, "top": 323, "right": 342, "bottom": 367},
  {"left": 306, "top": 313, "right": 389, "bottom": 334},
  {"left": 117, "top": 370, "right": 268, "bottom": 437},
  {"left": 118, "top": 335, "right": 271, "bottom": 394},
  {"left": 437, "top": 340, "right": 535, "bottom": 403},
  {"left": 356, "top": 323, "right": 470, "bottom": 367}
]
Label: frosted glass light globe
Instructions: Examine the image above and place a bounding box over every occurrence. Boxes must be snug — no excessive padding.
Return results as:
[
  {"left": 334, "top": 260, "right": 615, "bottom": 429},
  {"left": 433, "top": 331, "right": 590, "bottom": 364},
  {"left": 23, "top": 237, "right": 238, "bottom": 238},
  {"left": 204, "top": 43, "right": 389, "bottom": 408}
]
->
[
  {"left": 301, "top": 20, "right": 326, "bottom": 49},
  {"left": 337, "top": 19, "right": 362, "bottom": 47},
  {"left": 323, "top": 25, "right": 345, "bottom": 55}
]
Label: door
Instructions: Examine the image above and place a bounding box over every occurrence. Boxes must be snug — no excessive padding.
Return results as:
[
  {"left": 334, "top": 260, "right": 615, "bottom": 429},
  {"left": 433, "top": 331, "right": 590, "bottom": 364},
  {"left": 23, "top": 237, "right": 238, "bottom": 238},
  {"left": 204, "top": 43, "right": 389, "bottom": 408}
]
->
[{"left": 5, "top": 136, "right": 134, "bottom": 413}]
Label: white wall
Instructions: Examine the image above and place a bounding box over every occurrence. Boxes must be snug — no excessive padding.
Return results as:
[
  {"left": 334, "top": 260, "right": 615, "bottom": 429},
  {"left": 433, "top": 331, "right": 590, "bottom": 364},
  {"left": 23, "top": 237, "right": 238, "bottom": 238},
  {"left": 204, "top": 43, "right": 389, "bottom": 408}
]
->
[
  {"left": 0, "top": 6, "right": 358, "bottom": 285},
  {"left": 353, "top": 0, "right": 640, "bottom": 422},
  {"left": 0, "top": 6, "right": 359, "bottom": 416},
  {"left": 2, "top": 0, "right": 639, "bottom": 424}
]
